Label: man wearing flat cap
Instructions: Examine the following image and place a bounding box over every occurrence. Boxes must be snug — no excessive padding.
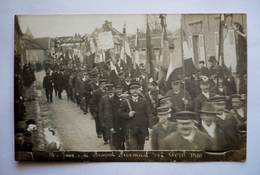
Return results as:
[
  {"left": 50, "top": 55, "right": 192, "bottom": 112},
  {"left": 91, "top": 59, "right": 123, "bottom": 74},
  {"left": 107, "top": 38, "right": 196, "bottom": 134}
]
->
[
  {"left": 211, "top": 95, "right": 239, "bottom": 149},
  {"left": 165, "top": 77, "right": 193, "bottom": 121},
  {"left": 99, "top": 84, "right": 115, "bottom": 145},
  {"left": 145, "top": 78, "right": 161, "bottom": 127},
  {"left": 118, "top": 82, "right": 152, "bottom": 150},
  {"left": 160, "top": 111, "right": 212, "bottom": 150},
  {"left": 90, "top": 78, "right": 107, "bottom": 138},
  {"left": 194, "top": 76, "right": 216, "bottom": 124},
  {"left": 150, "top": 105, "right": 176, "bottom": 150}
]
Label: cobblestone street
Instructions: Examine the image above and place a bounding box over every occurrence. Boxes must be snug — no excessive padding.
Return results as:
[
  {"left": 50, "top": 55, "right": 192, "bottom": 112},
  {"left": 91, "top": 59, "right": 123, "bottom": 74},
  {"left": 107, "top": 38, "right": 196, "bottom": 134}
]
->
[{"left": 34, "top": 71, "right": 151, "bottom": 151}]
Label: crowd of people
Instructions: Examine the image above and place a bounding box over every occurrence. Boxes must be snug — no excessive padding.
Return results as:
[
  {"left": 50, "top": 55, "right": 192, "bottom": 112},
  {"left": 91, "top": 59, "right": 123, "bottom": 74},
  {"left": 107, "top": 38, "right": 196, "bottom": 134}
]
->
[{"left": 40, "top": 47, "right": 247, "bottom": 151}]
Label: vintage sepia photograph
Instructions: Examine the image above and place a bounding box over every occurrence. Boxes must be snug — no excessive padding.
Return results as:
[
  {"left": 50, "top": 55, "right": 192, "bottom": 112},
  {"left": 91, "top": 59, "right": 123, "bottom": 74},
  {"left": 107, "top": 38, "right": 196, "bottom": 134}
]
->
[{"left": 14, "top": 14, "right": 247, "bottom": 162}]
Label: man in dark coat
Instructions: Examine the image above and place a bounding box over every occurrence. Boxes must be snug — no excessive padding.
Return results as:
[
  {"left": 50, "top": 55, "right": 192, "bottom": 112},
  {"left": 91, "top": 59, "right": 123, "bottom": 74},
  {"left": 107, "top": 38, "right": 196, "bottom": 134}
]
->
[
  {"left": 165, "top": 78, "right": 193, "bottom": 121},
  {"left": 194, "top": 77, "right": 215, "bottom": 124},
  {"left": 211, "top": 96, "right": 239, "bottom": 150},
  {"left": 86, "top": 69, "right": 99, "bottom": 117},
  {"left": 160, "top": 111, "right": 212, "bottom": 150},
  {"left": 90, "top": 78, "right": 107, "bottom": 138},
  {"left": 199, "top": 102, "right": 232, "bottom": 151},
  {"left": 99, "top": 84, "right": 115, "bottom": 144},
  {"left": 42, "top": 71, "right": 54, "bottom": 103},
  {"left": 145, "top": 78, "right": 160, "bottom": 127},
  {"left": 150, "top": 105, "right": 176, "bottom": 150},
  {"left": 75, "top": 71, "right": 90, "bottom": 114},
  {"left": 109, "top": 83, "right": 126, "bottom": 150},
  {"left": 118, "top": 82, "right": 152, "bottom": 150},
  {"left": 53, "top": 68, "right": 64, "bottom": 99}
]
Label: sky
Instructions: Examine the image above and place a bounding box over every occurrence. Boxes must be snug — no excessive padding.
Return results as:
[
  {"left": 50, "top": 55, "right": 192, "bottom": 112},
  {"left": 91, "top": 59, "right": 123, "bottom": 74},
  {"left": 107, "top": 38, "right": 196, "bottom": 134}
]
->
[{"left": 18, "top": 14, "right": 181, "bottom": 38}]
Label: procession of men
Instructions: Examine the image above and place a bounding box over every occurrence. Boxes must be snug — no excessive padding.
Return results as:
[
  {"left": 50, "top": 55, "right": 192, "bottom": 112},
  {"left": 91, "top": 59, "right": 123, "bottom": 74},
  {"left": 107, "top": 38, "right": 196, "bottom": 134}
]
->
[
  {"left": 14, "top": 14, "right": 247, "bottom": 152},
  {"left": 39, "top": 46, "right": 247, "bottom": 151}
]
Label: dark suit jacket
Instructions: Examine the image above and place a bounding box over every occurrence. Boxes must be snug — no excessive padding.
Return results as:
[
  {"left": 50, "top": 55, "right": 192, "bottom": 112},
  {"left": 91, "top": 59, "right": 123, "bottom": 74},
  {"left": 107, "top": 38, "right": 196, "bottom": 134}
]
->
[
  {"left": 160, "top": 129, "right": 212, "bottom": 150},
  {"left": 118, "top": 97, "right": 152, "bottom": 136},
  {"left": 86, "top": 81, "right": 99, "bottom": 97},
  {"left": 200, "top": 122, "right": 232, "bottom": 151},
  {"left": 151, "top": 122, "right": 176, "bottom": 150},
  {"left": 90, "top": 88, "right": 107, "bottom": 115},
  {"left": 165, "top": 88, "right": 193, "bottom": 113},
  {"left": 109, "top": 95, "right": 125, "bottom": 132},
  {"left": 194, "top": 92, "right": 215, "bottom": 122},
  {"left": 43, "top": 75, "right": 54, "bottom": 90},
  {"left": 99, "top": 95, "right": 113, "bottom": 128}
]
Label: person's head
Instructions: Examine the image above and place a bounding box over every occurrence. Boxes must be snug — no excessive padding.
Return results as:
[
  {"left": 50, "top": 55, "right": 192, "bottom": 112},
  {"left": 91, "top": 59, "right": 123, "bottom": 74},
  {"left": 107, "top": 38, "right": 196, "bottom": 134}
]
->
[
  {"left": 125, "top": 75, "right": 132, "bottom": 83},
  {"left": 157, "top": 106, "right": 171, "bottom": 124},
  {"left": 106, "top": 84, "right": 114, "bottom": 95},
  {"left": 199, "top": 102, "right": 219, "bottom": 126},
  {"left": 159, "top": 96, "right": 172, "bottom": 107},
  {"left": 171, "top": 79, "right": 181, "bottom": 92},
  {"left": 200, "top": 77, "right": 210, "bottom": 93},
  {"left": 199, "top": 60, "right": 205, "bottom": 69},
  {"left": 175, "top": 111, "right": 196, "bottom": 137},
  {"left": 15, "top": 128, "right": 25, "bottom": 146},
  {"left": 140, "top": 68, "right": 146, "bottom": 75},
  {"left": 211, "top": 96, "right": 226, "bottom": 112},
  {"left": 91, "top": 69, "right": 99, "bottom": 82},
  {"left": 208, "top": 56, "right": 217, "bottom": 66},
  {"left": 231, "top": 94, "right": 242, "bottom": 109},
  {"left": 129, "top": 82, "right": 140, "bottom": 97},
  {"left": 99, "top": 79, "right": 107, "bottom": 90},
  {"left": 233, "top": 22, "right": 244, "bottom": 33},
  {"left": 118, "top": 71, "right": 124, "bottom": 80},
  {"left": 114, "top": 84, "right": 123, "bottom": 96},
  {"left": 148, "top": 78, "right": 157, "bottom": 91}
]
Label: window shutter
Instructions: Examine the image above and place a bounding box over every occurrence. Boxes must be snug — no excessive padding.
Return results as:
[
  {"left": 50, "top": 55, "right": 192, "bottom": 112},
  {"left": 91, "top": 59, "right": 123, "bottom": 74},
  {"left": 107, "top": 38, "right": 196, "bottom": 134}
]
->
[
  {"left": 214, "top": 32, "right": 219, "bottom": 63},
  {"left": 188, "top": 36, "right": 194, "bottom": 62},
  {"left": 198, "top": 34, "right": 206, "bottom": 62}
]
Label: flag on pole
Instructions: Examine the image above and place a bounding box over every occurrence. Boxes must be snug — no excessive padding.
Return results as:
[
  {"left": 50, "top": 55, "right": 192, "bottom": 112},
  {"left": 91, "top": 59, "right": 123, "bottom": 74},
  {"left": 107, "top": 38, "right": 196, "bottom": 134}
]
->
[
  {"left": 133, "top": 29, "right": 140, "bottom": 78},
  {"left": 146, "top": 22, "right": 158, "bottom": 80},
  {"left": 158, "top": 14, "right": 170, "bottom": 83},
  {"left": 120, "top": 24, "right": 132, "bottom": 65},
  {"left": 166, "top": 28, "right": 197, "bottom": 86}
]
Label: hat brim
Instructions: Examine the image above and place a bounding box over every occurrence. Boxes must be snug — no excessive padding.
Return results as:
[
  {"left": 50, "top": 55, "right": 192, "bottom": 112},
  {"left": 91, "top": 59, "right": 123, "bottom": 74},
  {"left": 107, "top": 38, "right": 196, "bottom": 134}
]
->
[{"left": 198, "top": 110, "right": 220, "bottom": 114}]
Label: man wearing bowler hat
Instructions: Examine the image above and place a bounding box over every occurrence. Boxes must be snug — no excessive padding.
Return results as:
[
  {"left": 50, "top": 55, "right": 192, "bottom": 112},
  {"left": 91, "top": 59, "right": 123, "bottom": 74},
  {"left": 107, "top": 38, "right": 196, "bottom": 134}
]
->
[
  {"left": 199, "top": 102, "right": 232, "bottom": 151},
  {"left": 160, "top": 111, "right": 212, "bottom": 150},
  {"left": 150, "top": 105, "right": 176, "bottom": 150},
  {"left": 118, "top": 82, "right": 152, "bottom": 150}
]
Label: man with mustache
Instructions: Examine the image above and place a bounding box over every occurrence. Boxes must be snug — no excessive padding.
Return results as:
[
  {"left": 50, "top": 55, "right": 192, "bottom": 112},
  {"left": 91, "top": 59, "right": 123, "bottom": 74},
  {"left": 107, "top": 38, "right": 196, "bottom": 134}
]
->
[
  {"left": 160, "top": 111, "right": 212, "bottom": 150},
  {"left": 118, "top": 82, "right": 152, "bottom": 150},
  {"left": 194, "top": 76, "right": 216, "bottom": 125}
]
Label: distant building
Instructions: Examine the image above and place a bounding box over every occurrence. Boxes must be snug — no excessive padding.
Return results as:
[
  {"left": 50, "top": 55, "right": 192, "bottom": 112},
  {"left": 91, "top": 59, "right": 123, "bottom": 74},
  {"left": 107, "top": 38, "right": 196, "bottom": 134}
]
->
[{"left": 182, "top": 14, "right": 246, "bottom": 72}]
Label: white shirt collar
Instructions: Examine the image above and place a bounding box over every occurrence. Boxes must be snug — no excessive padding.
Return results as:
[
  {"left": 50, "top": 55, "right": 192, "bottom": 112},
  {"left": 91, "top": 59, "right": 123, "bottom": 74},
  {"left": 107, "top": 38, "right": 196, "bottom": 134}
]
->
[
  {"left": 202, "top": 92, "right": 210, "bottom": 99},
  {"left": 217, "top": 112, "right": 227, "bottom": 120},
  {"left": 202, "top": 120, "right": 216, "bottom": 138},
  {"left": 182, "top": 129, "right": 196, "bottom": 142},
  {"left": 236, "top": 108, "right": 245, "bottom": 118},
  {"left": 132, "top": 96, "right": 139, "bottom": 102}
]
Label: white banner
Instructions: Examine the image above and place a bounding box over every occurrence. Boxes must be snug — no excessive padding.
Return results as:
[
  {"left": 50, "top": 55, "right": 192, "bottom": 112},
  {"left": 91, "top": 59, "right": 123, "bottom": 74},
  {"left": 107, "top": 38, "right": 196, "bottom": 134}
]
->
[{"left": 98, "top": 31, "right": 114, "bottom": 50}]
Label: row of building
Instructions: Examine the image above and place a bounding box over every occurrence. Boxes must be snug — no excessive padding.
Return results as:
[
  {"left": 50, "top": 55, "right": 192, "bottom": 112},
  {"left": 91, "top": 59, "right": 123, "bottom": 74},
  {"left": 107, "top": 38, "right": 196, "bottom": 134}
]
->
[{"left": 15, "top": 14, "right": 246, "bottom": 75}]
